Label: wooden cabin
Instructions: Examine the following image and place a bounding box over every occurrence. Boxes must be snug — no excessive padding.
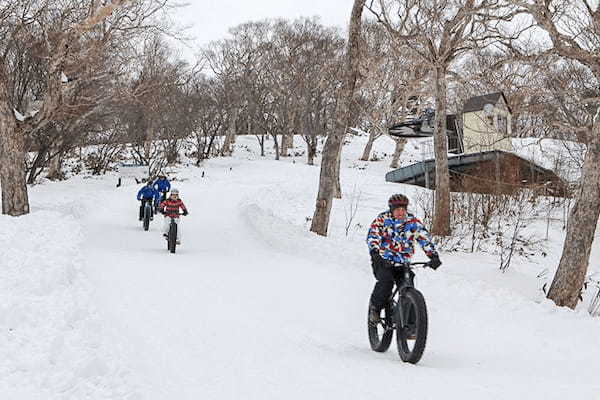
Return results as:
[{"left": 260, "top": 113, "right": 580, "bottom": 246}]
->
[{"left": 387, "top": 92, "right": 569, "bottom": 197}]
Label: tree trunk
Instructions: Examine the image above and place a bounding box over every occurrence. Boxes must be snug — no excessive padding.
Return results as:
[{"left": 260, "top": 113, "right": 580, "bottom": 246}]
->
[
  {"left": 281, "top": 108, "right": 295, "bottom": 157},
  {"left": 310, "top": 0, "right": 365, "bottom": 236},
  {"left": 547, "top": 128, "right": 600, "bottom": 309},
  {"left": 307, "top": 137, "right": 317, "bottom": 166},
  {"left": 431, "top": 66, "right": 451, "bottom": 236},
  {"left": 272, "top": 134, "right": 280, "bottom": 161},
  {"left": 333, "top": 148, "right": 342, "bottom": 199},
  {"left": 260, "top": 135, "right": 265, "bottom": 157},
  {"left": 47, "top": 151, "right": 64, "bottom": 181},
  {"left": 360, "top": 132, "right": 377, "bottom": 161},
  {"left": 390, "top": 137, "right": 407, "bottom": 169},
  {"left": 206, "top": 133, "right": 217, "bottom": 159},
  {"left": 27, "top": 147, "right": 48, "bottom": 184},
  {"left": 0, "top": 73, "right": 30, "bottom": 216},
  {"left": 195, "top": 133, "right": 206, "bottom": 166},
  {"left": 221, "top": 108, "right": 239, "bottom": 157},
  {"left": 47, "top": 139, "right": 65, "bottom": 181},
  {"left": 281, "top": 129, "right": 293, "bottom": 157},
  {"left": 0, "top": 121, "right": 29, "bottom": 216},
  {"left": 144, "top": 126, "right": 153, "bottom": 162}
]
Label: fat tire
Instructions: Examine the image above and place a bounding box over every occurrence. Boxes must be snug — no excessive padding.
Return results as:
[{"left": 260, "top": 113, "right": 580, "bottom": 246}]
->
[
  {"left": 168, "top": 221, "right": 177, "bottom": 253},
  {"left": 396, "top": 288, "right": 428, "bottom": 364},
  {"left": 143, "top": 204, "right": 151, "bottom": 231},
  {"left": 368, "top": 302, "right": 393, "bottom": 352}
]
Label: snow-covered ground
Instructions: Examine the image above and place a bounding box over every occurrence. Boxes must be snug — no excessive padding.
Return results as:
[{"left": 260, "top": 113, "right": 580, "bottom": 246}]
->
[{"left": 2, "top": 134, "right": 600, "bottom": 399}]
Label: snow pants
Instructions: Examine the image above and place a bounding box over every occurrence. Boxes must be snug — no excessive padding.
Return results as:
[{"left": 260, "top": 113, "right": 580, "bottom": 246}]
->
[
  {"left": 163, "top": 217, "right": 181, "bottom": 241},
  {"left": 139, "top": 198, "right": 154, "bottom": 220},
  {"left": 370, "top": 257, "right": 411, "bottom": 310}
]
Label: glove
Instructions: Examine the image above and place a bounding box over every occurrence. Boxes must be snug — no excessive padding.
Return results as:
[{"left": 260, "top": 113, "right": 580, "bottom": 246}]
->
[
  {"left": 182, "top": 210, "right": 188, "bottom": 216},
  {"left": 429, "top": 254, "right": 442, "bottom": 270},
  {"left": 370, "top": 248, "right": 381, "bottom": 262}
]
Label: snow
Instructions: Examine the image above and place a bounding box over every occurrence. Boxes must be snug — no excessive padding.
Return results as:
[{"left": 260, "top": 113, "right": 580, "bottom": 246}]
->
[
  {"left": 2, "top": 134, "right": 600, "bottom": 399},
  {"left": 512, "top": 138, "right": 585, "bottom": 182},
  {"left": 0, "top": 209, "right": 137, "bottom": 399},
  {"left": 13, "top": 109, "right": 25, "bottom": 122}
]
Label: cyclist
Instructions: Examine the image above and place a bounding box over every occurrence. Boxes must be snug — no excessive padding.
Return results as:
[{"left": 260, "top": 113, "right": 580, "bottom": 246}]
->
[
  {"left": 158, "top": 188, "right": 188, "bottom": 244},
  {"left": 367, "top": 194, "right": 442, "bottom": 323},
  {"left": 137, "top": 179, "right": 159, "bottom": 221},
  {"left": 154, "top": 173, "right": 171, "bottom": 204}
]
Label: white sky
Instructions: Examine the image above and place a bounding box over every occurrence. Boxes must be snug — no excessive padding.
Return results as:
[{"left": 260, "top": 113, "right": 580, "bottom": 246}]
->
[{"left": 173, "top": 0, "right": 353, "bottom": 60}]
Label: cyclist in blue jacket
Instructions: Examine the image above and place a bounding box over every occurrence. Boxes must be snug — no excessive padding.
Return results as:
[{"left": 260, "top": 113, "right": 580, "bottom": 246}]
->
[
  {"left": 137, "top": 180, "right": 159, "bottom": 221},
  {"left": 154, "top": 174, "right": 171, "bottom": 204}
]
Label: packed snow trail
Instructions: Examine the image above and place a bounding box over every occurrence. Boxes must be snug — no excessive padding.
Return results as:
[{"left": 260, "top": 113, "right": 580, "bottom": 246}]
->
[{"left": 76, "top": 159, "right": 600, "bottom": 400}]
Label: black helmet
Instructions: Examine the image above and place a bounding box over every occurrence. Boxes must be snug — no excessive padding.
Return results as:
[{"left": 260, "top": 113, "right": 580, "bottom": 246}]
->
[{"left": 388, "top": 194, "right": 409, "bottom": 211}]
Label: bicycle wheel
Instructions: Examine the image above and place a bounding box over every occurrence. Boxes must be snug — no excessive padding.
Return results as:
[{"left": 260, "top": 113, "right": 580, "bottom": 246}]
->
[
  {"left": 143, "top": 204, "right": 150, "bottom": 231},
  {"left": 368, "top": 302, "right": 393, "bottom": 352},
  {"left": 396, "top": 288, "right": 428, "bottom": 364},
  {"left": 168, "top": 222, "right": 177, "bottom": 253}
]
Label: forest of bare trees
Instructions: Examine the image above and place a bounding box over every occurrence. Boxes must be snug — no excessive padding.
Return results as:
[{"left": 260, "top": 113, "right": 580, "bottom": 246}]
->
[{"left": 1, "top": 0, "right": 599, "bottom": 310}]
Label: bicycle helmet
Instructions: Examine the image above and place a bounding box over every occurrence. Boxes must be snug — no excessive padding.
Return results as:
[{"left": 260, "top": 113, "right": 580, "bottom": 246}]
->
[
  {"left": 170, "top": 188, "right": 179, "bottom": 195},
  {"left": 388, "top": 194, "right": 409, "bottom": 211}
]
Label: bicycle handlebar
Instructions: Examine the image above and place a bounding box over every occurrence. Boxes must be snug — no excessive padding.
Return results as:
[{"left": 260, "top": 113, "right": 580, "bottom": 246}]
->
[{"left": 390, "top": 261, "right": 432, "bottom": 269}]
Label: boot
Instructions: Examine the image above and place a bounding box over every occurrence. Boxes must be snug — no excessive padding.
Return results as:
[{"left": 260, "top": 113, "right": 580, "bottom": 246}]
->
[{"left": 369, "top": 305, "right": 381, "bottom": 325}]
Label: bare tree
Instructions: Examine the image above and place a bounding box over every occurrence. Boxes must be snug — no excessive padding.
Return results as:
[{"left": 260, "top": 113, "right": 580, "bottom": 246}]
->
[
  {"left": 188, "top": 76, "right": 225, "bottom": 165},
  {"left": 0, "top": 0, "right": 174, "bottom": 215},
  {"left": 366, "top": 0, "right": 515, "bottom": 236},
  {"left": 503, "top": 0, "right": 600, "bottom": 309},
  {"left": 357, "top": 22, "right": 424, "bottom": 161},
  {"left": 203, "top": 23, "right": 267, "bottom": 157},
  {"left": 310, "top": 0, "right": 367, "bottom": 236}
]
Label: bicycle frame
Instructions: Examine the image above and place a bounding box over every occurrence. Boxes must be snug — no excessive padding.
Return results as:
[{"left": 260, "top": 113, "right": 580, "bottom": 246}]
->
[{"left": 388, "top": 262, "right": 430, "bottom": 329}]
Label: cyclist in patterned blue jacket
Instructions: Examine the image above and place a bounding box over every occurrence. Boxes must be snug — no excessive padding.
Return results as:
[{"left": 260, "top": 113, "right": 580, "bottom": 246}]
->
[
  {"left": 153, "top": 174, "right": 171, "bottom": 204},
  {"left": 137, "top": 180, "right": 159, "bottom": 221},
  {"left": 367, "top": 194, "right": 442, "bottom": 323}
]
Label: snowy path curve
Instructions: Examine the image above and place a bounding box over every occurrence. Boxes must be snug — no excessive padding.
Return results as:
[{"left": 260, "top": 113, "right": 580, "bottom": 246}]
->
[{"left": 81, "top": 167, "right": 600, "bottom": 400}]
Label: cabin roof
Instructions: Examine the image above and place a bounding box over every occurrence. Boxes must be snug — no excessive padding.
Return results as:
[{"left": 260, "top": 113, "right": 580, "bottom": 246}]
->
[{"left": 463, "top": 92, "right": 512, "bottom": 114}]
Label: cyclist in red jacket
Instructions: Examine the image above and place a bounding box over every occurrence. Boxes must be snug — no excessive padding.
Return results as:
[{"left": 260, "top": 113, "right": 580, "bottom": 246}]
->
[{"left": 158, "top": 188, "right": 188, "bottom": 244}]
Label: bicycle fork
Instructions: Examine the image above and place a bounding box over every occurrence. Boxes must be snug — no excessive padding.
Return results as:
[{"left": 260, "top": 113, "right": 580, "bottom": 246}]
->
[{"left": 392, "top": 268, "right": 416, "bottom": 330}]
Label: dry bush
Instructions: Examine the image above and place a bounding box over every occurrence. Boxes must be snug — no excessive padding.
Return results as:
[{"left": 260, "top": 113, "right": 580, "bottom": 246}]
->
[{"left": 413, "top": 188, "right": 548, "bottom": 270}]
